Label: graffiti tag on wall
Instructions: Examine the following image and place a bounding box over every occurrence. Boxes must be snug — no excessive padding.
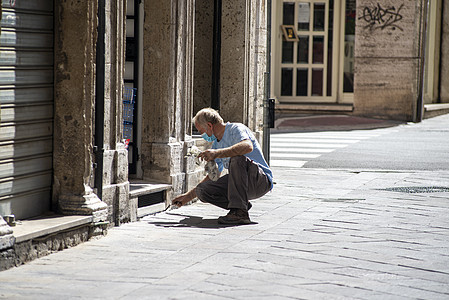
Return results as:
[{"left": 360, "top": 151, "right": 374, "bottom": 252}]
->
[{"left": 359, "top": 3, "right": 404, "bottom": 31}]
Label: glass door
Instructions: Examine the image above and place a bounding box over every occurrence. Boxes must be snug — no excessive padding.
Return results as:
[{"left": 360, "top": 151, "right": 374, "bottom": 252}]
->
[
  {"left": 277, "top": 0, "right": 337, "bottom": 102},
  {"left": 338, "top": 0, "right": 355, "bottom": 103}
]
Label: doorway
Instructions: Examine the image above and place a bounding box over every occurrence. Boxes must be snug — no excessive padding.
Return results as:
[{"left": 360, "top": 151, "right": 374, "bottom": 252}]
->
[
  {"left": 125, "top": 0, "right": 143, "bottom": 178},
  {"left": 272, "top": 0, "right": 355, "bottom": 104}
]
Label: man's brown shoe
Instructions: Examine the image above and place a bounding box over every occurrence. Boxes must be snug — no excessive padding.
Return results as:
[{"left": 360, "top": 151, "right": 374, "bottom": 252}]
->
[{"left": 218, "top": 208, "right": 251, "bottom": 225}]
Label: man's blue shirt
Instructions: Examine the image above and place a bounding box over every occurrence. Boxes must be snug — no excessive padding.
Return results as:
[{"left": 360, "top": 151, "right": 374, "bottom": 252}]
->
[{"left": 212, "top": 122, "right": 274, "bottom": 189}]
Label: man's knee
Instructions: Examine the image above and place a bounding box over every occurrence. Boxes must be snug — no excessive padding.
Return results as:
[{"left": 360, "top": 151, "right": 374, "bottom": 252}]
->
[{"left": 229, "top": 155, "right": 247, "bottom": 168}]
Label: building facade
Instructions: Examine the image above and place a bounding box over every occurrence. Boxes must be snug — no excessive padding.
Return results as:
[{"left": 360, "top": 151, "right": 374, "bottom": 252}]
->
[
  {"left": 271, "top": 0, "right": 449, "bottom": 121},
  {"left": 0, "top": 0, "right": 268, "bottom": 269}
]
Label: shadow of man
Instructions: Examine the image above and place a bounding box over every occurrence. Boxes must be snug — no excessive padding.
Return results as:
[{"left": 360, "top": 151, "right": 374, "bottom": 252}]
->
[{"left": 147, "top": 213, "right": 258, "bottom": 229}]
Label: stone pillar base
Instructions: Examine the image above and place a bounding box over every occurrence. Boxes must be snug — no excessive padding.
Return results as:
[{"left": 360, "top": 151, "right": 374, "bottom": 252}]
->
[
  {"left": 59, "top": 187, "right": 108, "bottom": 223},
  {"left": 0, "top": 217, "right": 15, "bottom": 251},
  {"left": 103, "top": 182, "right": 130, "bottom": 225},
  {"left": 142, "top": 142, "right": 183, "bottom": 183}
]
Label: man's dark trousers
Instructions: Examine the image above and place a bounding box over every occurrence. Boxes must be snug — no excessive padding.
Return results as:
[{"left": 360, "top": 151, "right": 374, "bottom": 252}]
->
[{"left": 196, "top": 156, "right": 271, "bottom": 211}]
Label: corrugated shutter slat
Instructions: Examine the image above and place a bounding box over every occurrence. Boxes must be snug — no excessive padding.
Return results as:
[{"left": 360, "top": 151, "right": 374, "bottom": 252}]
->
[{"left": 0, "top": 0, "right": 54, "bottom": 219}]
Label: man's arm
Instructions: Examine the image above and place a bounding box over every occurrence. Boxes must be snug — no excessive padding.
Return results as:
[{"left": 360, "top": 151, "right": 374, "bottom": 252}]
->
[
  {"left": 172, "top": 175, "right": 211, "bottom": 207},
  {"left": 198, "top": 139, "right": 253, "bottom": 162},
  {"left": 172, "top": 139, "right": 251, "bottom": 207}
]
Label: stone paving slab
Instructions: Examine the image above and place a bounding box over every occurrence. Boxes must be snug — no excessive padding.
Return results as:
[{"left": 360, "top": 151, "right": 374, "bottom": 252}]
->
[{"left": 0, "top": 168, "right": 449, "bottom": 299}]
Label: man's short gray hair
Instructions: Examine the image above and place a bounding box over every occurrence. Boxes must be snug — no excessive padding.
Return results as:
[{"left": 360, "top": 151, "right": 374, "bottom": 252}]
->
[{"left": 193, "top": 108, "right": 223, "bottom": 127}]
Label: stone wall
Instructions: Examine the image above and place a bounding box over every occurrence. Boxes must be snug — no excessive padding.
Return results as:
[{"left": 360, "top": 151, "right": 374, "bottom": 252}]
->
[
  {"left": 0, "top": 224, "right": 107, "bottom": 271},
  {"left": 353, "top": 0, "right": 424, "bottom": 121}
]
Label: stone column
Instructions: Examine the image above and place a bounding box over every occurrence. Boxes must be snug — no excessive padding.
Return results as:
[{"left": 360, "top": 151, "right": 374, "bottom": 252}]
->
[
  {"left": 0, "top": 217, "right": 14, "bottom": 251},
  {"left": 247, "top": 0, "right": 267, "bottom": 139},
  {"left": 53, "top": 0, "right": 107, "bottom": 221},
  {"left": 101, "top": 0, "right": 130, "bottom": 225},
  {"left": 141, "top": 0, "right": 195, "bottom": 198},
  {"left": 0, "top": 217, "right": 14, "bottom": 270},
  {"left": 353, "top": 1, "right": 424, "bottom": 121},
  {"left": 220, "top": 0, "right": 266, "bottom": 138}
]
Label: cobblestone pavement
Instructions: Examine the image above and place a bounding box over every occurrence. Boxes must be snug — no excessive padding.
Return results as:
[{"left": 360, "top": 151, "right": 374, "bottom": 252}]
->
[{"left": 1, "top": 165, "right": 449, "bottom": 299}]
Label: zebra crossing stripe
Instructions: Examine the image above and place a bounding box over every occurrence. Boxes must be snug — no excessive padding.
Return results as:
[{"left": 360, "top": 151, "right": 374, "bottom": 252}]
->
[
  {"left": 271, "top": 138, "right": 363, "bottom": 144},
  {"left": 271, "top": 142, "right": 348, "bottom": 148},
  {"left": 271, "top": 134, "right": 375, "bottom": 139},
  {"left": 269, "top": 132, "right": 368, "bottom": 168},
  {"left": 270, "top": 153, "right": 321, "bottom": 159},
  {"left": 270, "top": 160, "right": 307, "bottom": 168},
  {"left": 269, "top": 128, "right": 398, "bottom": 168},
  {"left": 270, "top": 148, "right": 334, "bottom": 153}
]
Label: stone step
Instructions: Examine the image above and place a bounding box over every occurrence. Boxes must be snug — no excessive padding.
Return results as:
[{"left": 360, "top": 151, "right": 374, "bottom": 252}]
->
[
  {"left": 11, "top": 214, "right": 93, "bottom": 244},
  {"left": 424, "top": 103, "right": 449, "bottom": 119},
  {"left": 129, "top": 180, "right": 172, "bottom": 218}
]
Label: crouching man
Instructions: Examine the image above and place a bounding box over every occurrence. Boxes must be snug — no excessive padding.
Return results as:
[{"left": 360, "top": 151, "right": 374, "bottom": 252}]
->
[{"left": 172, "top": 108, "right": 274, "bottom": 225}]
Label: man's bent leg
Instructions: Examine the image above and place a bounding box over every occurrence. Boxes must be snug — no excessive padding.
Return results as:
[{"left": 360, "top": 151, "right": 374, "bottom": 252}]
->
[
  {"left": 195, "top": 176, "right": 229, "bottom": 209},
  {"left": 247, "top": 161, "right": 272, "bottom": 200},
  {"left": 227, "top": 156, "right": 271, "bottom": 211}
]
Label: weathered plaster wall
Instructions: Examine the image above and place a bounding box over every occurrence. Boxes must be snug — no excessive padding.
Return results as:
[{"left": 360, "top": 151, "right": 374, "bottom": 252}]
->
[{"left": 354, "top": 0, "right": 424, "bottom": 121}]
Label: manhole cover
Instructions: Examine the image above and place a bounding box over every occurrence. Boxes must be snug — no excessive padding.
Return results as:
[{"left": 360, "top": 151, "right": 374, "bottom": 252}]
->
[{"left": 380, "top": 186, "right": 449, "bottom": 193}]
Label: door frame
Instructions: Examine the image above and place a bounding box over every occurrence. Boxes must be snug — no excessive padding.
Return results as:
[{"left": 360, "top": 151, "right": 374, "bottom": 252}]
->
[
  {"left": 337, "top": 0, "right": 354, "bottom": 104},
  {"left": 271, "top": 0, "right": 354, "bottom": 105},
  {"left": 423, "top": 0, "right": 442, "bottom": 104}
]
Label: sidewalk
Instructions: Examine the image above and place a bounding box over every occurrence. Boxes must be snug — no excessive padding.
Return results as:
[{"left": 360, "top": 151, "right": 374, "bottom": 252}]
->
[
  {"left": 274, "top": 114, "right": 404, "bottom": 132},
  {"left": 1, "top": 165, "right": 449, "bottom": 299}
]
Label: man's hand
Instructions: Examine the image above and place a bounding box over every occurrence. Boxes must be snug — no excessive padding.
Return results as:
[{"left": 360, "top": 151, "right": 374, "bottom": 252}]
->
[
  {"left": 172, "top": 194, "right": 188, "bottom": 207},
  {"left": 198, "top": 140, "right": 253, "bottom": 162},
  {"left": 172, "top": 190, "right": 196, "bottom": 207},
  {"left": 198, "top": 149, "right": 218, "bottom": 162}
]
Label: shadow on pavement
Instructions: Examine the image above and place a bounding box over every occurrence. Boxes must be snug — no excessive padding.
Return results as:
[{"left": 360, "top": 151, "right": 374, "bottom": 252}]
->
[{"left": 147, "top": 213, "right": 258, "bottom": 229}]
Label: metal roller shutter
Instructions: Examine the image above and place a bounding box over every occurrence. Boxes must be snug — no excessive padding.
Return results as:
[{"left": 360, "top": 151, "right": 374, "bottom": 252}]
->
[{"left": 0, "top": 0, "right": 54, "bottom": 219}]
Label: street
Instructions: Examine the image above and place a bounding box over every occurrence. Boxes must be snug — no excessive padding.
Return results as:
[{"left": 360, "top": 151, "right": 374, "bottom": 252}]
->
[
  {"left": 1, "top": 114, "right": 449, "bottom": 299},
  {"left": 271, "top": 114, "right": 449, "bottom": 171}
]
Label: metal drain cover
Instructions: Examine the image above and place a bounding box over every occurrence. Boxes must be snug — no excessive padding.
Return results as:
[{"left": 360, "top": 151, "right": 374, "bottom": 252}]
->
[{"left": 380, "top": 186, "right": 449, "bottom": 193}]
